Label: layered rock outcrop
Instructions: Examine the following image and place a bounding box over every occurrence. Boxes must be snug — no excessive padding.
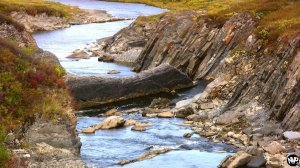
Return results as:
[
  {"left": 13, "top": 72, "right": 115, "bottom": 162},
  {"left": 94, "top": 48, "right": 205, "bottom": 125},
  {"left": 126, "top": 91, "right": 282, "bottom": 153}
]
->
[
  {"left": 90, "top": 10, "right": 299, "bottom": 167},
  {"left": 100, "top": 10, "right": 299, "bottom": 131},
  {"left": 90, "top": 17, "right": 157, "bottom": 65},
  {"left": 67, "top": 64, "right": 193, "bottom": 108}
]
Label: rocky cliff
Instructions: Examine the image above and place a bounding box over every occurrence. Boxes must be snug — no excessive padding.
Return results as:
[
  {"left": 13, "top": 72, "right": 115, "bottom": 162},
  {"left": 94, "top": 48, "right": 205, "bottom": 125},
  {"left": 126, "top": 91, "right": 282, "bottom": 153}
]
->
[
  {"left": 91, "top": 10, "right": 300, "bottom": 167},
  {"left": 94, "top": 10, "right": 300, "bottom": 131}
]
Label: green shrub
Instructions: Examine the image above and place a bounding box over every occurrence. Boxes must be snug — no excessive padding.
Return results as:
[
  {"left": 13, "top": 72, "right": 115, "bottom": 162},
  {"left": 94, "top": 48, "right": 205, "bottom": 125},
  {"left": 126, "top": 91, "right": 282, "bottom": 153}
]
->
[{"left": 0, "top": 127, "right": 10, "bottom": 168}]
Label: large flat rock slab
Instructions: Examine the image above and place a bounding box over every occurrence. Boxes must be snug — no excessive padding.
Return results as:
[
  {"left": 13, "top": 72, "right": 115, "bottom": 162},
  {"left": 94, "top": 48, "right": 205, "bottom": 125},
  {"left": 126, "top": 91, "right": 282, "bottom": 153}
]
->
[{"left": 67, "top": 64, "right": 193, "bottom": 108}]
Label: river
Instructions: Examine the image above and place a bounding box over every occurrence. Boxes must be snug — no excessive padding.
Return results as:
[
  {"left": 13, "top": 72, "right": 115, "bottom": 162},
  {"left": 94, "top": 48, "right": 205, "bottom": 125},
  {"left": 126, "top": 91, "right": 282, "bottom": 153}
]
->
[{"left": 33, "top": 0, "right": 235, "bottom": 167}]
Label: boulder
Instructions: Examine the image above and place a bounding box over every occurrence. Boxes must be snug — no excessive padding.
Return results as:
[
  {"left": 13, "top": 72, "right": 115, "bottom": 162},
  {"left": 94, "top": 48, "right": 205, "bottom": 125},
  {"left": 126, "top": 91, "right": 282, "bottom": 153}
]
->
[
  {"left": 135, "top": 122, "right": 152, "bottom": 127},
  {"left": 175, "top": 98, "right": 193, "bottom": 109},
  {"left": 183, "top": 132, "right": 194, "bottom": 138},
  {"left": 118, "top": 148, "right": 173, "bottom": 165},
  {"left": 124, "top": 119, "right": 138, "bottom": 126},
  {"left": 283, "top": 131, "right": 300, "bottom": 140},
  {"left": 186, "top": 114, "right": 202, "bottom": 121},
  {"left": 81, "top": 127, "right": 96, "bottom": 134},
  {"left": 98, "top": 108, "right": 119, "bottom": 117},
  {"left": 219, "top": 151, "right": 252, "bottom": 168},
  {"left": 145, "top": 113, "right": 158, "bottom": 118},
  {"left": 227, "top": 152, "right": 252, "bottom": 168},
  {"left": 81, "top": 116, "right": 126, "bottom": 134},
  {"left": 175, "top": 107, "right": 194, "bottom": 118},
  {"left": 157, "top": 111, "right": 174, "bottom": 118},
  {"left": 131, "top": 126, "right": 146, "bottom": 131},
  {"left": 267, "top": 154, "right": 285, "bottom": 168},
  {"left": 67, "top": 64, "right": 193, "bottom": 108},
  {"left": 149, "top": 98, "right": 171, "bottom": 109},
  {"left": 66, "top": 51, "right": 89, "bottom": 59},
  {"left": 263, "top": 141, "right": 286, "bottom": 155},
  {"left": 98, "top": 116, "right": 126, "bottom": 129},
  {"left": 244, "top": 146, "right": 264, "bottom": 156},
  {"left": 98, "top": 54, "right": 114, "bottom": 62},
  {"left": 107, "top": 70, "right": 120, "bottom": 74},
  {"left": 247, "top": 156, "right": 266, "bottom": 168}
]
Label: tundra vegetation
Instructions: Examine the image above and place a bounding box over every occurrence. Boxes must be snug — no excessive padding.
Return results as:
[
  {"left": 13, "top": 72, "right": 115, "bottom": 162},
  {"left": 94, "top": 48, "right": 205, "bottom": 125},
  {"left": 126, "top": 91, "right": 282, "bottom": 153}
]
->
[
  {"left": 0, "top": 1, "right": 77, "bottom": 166},
  {"left": 114, "top": 0, "right": 300, "bottom": 43}
]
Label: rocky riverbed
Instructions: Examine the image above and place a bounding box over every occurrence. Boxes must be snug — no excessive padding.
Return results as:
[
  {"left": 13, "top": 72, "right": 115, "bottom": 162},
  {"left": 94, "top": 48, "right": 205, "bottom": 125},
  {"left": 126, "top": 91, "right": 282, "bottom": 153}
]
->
[{"left": 78, "top": 8, "right": 300, "bottom": 168}]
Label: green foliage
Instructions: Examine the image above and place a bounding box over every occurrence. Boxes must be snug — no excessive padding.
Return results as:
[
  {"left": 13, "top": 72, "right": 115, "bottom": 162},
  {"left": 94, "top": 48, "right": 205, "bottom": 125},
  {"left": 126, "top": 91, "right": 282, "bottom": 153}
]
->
[
  {"left": 258, "top": 28, "right": 270, "bottom": 41},
  {"left": 0, "top": 127, "right": 10, "bottom": 168},
  {"left": 0, "top": 37, "right": 70, "bottom": 130},
  {"left": 54, "top": 65, "right": 66, "bottom": 77}
]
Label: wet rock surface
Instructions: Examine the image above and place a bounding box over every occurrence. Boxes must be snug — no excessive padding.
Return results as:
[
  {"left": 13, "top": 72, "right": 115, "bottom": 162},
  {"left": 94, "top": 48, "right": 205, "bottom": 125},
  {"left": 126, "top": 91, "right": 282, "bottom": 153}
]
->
[{"left": 67, "top": 64, "right": 193, "bottom": 108}]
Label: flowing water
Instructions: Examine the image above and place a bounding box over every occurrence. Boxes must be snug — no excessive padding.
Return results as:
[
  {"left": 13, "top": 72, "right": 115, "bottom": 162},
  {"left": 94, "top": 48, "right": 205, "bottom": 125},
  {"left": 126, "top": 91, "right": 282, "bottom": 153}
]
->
[{"left": 33, "top": 0, "right": 235, "bottom": 167}]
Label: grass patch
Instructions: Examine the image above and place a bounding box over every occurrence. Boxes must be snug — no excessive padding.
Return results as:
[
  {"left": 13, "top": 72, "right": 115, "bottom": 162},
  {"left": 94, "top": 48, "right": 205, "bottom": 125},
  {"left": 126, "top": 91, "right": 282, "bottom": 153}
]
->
[
  {"left": 0, "top": 0, "right": 83, "bottom": 18},
  {"left": 0, "top": 127, "right": 10, "bottom": 168}
]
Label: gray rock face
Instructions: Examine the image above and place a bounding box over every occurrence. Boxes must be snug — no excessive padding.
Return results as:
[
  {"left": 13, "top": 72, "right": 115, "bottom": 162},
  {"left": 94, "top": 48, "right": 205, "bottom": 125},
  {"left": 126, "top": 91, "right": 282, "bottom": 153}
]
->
[
  {"left": 247, "top": 156, "right": 266, "bottom": 168},
  {"left": 24, "top": 120, "right": 88, "bottom": 167},
  {"left": 34, "top": 48, "right": 62, "bottom": 65},
  {"left": 88, "top": 17, "right": 157, "bottom": 65},
  {"left": 135, "top": 12, "right": 255, "bottom": 80},
  {"left": 149, "top": 98, "right": 171, "bottom": 109},
  {"left": 67, "top": 64, "right": 193, "bottom": 108}
]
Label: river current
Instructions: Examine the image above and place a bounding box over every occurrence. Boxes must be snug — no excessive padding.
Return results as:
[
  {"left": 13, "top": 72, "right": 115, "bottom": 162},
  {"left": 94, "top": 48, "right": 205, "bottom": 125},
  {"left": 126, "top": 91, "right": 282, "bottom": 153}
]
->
[{"left": 33, "top": 1, "right": 235, "bottom": 167}]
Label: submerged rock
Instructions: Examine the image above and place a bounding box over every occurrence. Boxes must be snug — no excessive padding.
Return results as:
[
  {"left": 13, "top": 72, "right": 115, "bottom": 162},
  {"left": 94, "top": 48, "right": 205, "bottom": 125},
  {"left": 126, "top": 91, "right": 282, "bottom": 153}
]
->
[
  {"left": 118, "top": 148, "right": 174, "bottom": 165},
  {"left": 81, "top": 116, "right": 126, "bottom": 134},
  {"left": 107, "top": 70, "right": 120, "bottom": 74},
  {"left": 157, "top": 111, "right": 174, "bottom": 118},
  {"left": 183, "top": 132, "right": 194, "bottom": 138},
  {"left": 131, "top": 125, "right": 146, "bottom": 131},
  {"left": 66, "top": 51, "right": 89, "bottom": 59}
]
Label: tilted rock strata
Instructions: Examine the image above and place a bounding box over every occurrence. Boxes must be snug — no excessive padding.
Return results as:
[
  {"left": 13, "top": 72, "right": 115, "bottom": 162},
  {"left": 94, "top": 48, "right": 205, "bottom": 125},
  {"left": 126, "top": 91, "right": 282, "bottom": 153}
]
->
[{"left": 67, "top": 64, "right": 193, "bottom": 108}]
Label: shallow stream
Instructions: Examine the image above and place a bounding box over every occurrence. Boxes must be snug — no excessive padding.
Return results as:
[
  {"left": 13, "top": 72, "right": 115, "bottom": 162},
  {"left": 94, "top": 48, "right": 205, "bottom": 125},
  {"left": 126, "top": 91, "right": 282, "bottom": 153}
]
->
[{"left": 34, "top": 1, "right": 235, "bottom": 167}]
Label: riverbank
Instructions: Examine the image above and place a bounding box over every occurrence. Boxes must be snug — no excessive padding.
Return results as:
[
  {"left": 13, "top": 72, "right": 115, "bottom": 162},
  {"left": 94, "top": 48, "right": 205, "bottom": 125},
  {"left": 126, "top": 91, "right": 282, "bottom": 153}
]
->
[
  {"left": 0, "top": 2, "right": 90, "bottom": 167},
  {"left": 0, "top": 0, "right": 126, "bottom": 33}
]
